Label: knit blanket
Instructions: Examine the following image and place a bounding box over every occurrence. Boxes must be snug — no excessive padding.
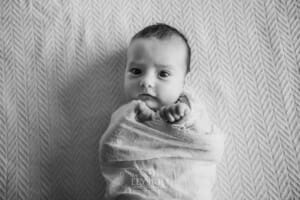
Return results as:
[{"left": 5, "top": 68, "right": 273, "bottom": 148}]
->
[{"left": 99, "top": 100, "right": 225, "bottom": 200}]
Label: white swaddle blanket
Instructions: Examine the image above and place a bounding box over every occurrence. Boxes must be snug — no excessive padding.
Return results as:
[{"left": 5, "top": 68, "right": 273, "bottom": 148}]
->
[{"left": 99, "top": 89, "right": 225, "bottom": 200}]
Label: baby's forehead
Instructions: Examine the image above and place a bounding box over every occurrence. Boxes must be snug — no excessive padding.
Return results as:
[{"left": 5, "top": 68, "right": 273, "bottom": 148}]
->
[
  {"left": 127, "top": 36, "right": 187, "bottom": 59},
  {"left": 127, "top": 41, "right": 148, "bottom": 60},
  {"left": 127, "top": 37, "right": 188, "bottom": 73},
  {"left": 129, "top": 35, "right": 184, "bottom": 48}
]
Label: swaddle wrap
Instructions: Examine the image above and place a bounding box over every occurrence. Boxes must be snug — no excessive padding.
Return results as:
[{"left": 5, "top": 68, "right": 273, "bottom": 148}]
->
[{"left": 99, "top": 89, "right": 225, "bottom": 200}]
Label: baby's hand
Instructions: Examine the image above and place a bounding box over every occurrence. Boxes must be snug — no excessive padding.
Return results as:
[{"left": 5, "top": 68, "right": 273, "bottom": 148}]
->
[
  {"left": 135, "top": 101, "right": 156, "bottom": 122},
  {"left": 159, "top": 102, "right": 190, "bottom": 124}
]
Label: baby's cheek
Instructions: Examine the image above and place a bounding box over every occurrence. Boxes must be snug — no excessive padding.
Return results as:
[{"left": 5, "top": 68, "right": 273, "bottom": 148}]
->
[
  {"left": 159, "top": 91, "right": 183, "bottom": 106},
  {"left": 124, "top": 82, "right": 138, "bottom": 100}
]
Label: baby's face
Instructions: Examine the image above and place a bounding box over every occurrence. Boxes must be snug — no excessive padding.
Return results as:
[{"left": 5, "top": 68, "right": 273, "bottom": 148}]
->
[{"left": 124, "top": 36, "right": 187, "bottom": 110}]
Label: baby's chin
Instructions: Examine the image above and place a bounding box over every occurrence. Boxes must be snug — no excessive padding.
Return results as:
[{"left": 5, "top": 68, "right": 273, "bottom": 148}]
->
[
  {"left": 126, "top": 94, "right": 180, "bottom": 111},
  {"left": 137, "top": 97, "right": 178, "bottom": 111},
  {"left": 129, "top": 95, "right": 161, "bottom": 111}
]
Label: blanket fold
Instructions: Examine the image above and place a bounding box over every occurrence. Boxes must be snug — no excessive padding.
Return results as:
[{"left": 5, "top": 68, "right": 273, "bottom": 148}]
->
[{"left": 99, "top": 102, "right": 224, "bottom": 200}]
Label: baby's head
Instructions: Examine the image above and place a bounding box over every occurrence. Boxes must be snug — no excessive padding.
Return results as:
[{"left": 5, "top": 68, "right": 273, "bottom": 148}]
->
[{"left": 124, "top": 23, "right": 191, "bottom": 110}]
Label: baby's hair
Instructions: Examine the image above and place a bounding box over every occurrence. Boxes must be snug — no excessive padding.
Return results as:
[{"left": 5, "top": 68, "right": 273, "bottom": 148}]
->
[{"left": 130, "top": 23, "right": 191, "bottom": 74}]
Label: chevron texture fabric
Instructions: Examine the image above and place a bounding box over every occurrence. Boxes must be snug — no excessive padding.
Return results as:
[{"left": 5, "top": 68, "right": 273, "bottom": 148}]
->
[{"left": 0, "top": 0, "right": 299, "bottom": 200}]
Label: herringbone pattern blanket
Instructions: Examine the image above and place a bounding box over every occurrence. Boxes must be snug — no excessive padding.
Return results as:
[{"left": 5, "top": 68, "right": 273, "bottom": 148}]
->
[{"left": 0, "top": 0, "right": 299, "bottom": 200}]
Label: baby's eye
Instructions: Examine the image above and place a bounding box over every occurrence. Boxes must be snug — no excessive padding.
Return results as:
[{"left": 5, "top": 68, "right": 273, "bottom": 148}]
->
[
  {"left": 129, "top": 68, "right": 141, "bottom": 75},
  {"left": 159, "top": 71, "right": 170, "bottom": 78}
]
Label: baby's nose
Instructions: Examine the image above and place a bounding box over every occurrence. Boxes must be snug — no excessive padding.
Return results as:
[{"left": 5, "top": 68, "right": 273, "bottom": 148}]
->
[{"left": 140, "top": 75, "right": 155, "bottom": 89}]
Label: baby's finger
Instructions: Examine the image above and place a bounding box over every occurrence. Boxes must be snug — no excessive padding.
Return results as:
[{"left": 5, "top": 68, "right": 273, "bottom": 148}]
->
[
  {"left": 137, "top": 112, "right": 151, "bottom": 122},
  {"left": 176, "top": 103, "right": 185, "bottom": 117},
  {"left": 135, "top": 102, "right": 143, "bottom": 121},
  {"left": 145, "top": 106, "right": 156, "bottom": 120},
  {"left": 174, "top": 113, "right": 182, "bottom": 121},
  {"left": 134, "top": 101, "right": 148, "bottom": 121},
  {"left": 134, "top": 100, "right": 143, "bottom": 114},
  {"left": 169, "top": 105, "right": 177, "bottom": 116},
  {"left": 159, "top": 106, "right": 167, "bottom": 120},
  {"left": 165, "top": 107, "right": 176, "bottom": 122},
  {"left": 170, "top": 105, "right": 181, "bottom": 121},
  {"left": 121, "top": 100, "right": 142, "bottom": 120},
  {"left": 160, "top": 106, "right": 171, "bottom": 122}
]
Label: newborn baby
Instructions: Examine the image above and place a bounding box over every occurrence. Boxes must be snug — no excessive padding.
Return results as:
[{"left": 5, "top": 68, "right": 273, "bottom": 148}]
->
[{"left": 99, "top": 23, "right": 225, "bottom": 200}]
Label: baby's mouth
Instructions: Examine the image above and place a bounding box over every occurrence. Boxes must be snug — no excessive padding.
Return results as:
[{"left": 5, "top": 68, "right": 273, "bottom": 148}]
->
[
  {"left": 137, "top": 93, "right": 160, "bottom": 110},
  {"left": 138, "top": 93, "right": 156, "bottom": 100}
]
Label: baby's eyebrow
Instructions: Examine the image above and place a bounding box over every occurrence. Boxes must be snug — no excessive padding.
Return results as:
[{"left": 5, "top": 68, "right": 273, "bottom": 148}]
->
[
  {"left": 128, "top": 61, "right": 145, "bottom": 67},
  {"left": 155, "top": 63, "right": 173, "bottom": 69},
  {"left": 128, "top": 61, "right": 175, "bottom": 70}
]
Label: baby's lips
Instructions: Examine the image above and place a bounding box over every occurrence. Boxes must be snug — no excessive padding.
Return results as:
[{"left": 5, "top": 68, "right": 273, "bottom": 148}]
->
[{"left": 138, "top": 94, "right": 157, "bottom": 103}]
